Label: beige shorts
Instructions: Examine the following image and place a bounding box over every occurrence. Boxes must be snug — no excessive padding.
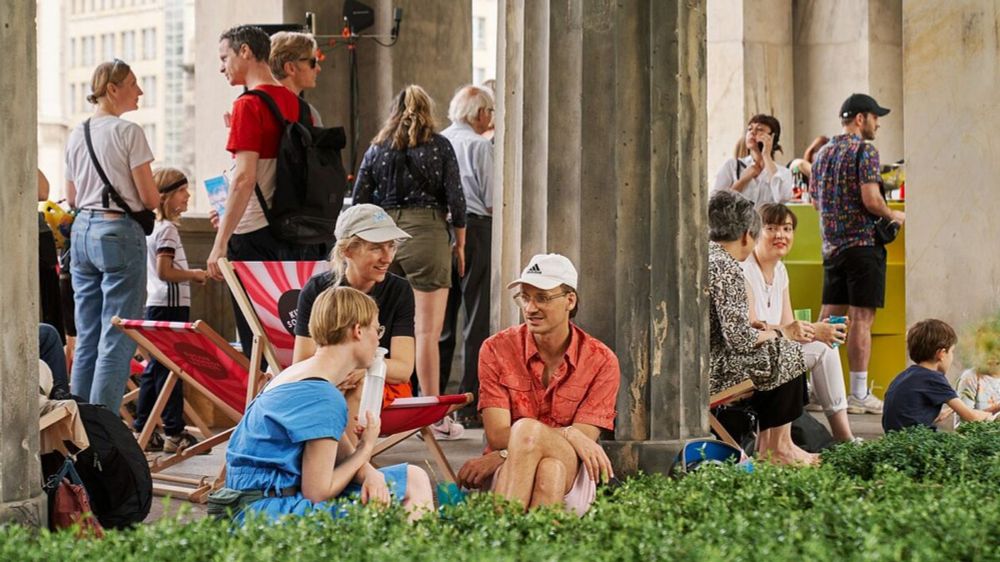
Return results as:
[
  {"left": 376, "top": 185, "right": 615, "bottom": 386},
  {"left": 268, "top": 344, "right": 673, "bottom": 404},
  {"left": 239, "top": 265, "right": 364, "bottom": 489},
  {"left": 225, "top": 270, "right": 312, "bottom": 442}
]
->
[
  {"left": 488, "top": 460, "right": 597, "bottom": 516},
  {"left": 387, "top": 207, "right": 452, "bottom": 291}
]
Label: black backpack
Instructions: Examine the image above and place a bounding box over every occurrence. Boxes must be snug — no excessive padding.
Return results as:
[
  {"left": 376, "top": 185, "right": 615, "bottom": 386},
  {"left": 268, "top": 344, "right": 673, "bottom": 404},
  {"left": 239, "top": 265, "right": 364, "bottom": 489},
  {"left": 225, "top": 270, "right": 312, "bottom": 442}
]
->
[
  {"left": 42, "top": 403, "right": 152, "bottom": 528},
  {"left": 241, "top": 89, "right": 348, "bottom": 245}
]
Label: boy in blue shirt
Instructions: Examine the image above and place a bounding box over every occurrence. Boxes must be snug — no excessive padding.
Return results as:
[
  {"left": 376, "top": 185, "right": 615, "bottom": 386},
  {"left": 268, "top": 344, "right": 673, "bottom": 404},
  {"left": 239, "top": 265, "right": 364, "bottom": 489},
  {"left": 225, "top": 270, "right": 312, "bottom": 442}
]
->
[{"left": 883, "top": 319, "right": 994, "bottom": 432}]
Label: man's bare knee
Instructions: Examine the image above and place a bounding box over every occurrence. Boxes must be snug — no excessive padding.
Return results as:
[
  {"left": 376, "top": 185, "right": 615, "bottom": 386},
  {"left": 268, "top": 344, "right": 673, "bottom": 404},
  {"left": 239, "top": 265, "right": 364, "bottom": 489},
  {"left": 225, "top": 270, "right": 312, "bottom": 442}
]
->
[
  {"left": 509, "top": 418, "right": 545, "bottom": 455},
  {"left": 532, "top": 457, "right": 567, "bottom": 498}
]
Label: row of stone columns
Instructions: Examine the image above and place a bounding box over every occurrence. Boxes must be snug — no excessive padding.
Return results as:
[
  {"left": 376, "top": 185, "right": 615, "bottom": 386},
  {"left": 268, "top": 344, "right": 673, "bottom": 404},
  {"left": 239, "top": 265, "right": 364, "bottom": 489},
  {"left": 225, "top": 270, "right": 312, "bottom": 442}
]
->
[{"left": 493, "top": 0, "right": 711, "bottom": 471}]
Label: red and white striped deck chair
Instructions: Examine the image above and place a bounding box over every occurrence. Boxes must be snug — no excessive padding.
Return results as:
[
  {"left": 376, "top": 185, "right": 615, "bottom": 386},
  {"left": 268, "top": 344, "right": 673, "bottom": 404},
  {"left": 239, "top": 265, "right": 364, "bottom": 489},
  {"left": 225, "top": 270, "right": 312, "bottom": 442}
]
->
[
  {"left": 374, "top": 394, "right": 474, "bottom": 483},
  {"left": 113, "top": 317, "right": 266, "bottom": 502},
  {"left": 218, "top": 258, "right": 330, "bottom": 372}
]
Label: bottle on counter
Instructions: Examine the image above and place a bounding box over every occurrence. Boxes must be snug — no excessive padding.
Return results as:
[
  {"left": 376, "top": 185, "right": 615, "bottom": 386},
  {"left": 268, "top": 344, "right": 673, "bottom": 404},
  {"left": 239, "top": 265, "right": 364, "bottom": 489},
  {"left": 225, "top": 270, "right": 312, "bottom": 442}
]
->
[{"left": 358, "top": 347, "right": 388, "bottom": 427}]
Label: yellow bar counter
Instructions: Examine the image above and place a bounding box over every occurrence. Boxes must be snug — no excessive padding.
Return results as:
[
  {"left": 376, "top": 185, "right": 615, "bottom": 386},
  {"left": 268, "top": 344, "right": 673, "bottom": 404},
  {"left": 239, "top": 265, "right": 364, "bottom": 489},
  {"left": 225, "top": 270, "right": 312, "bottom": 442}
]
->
[{"left": 784, "top": 202, "right": 906, "bottom": 399}]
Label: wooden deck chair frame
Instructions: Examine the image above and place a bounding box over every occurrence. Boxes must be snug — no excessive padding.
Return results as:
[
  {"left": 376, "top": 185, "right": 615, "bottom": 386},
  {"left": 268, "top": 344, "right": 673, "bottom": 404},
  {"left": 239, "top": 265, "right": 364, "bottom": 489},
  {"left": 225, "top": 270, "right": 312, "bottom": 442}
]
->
[
  {"left": 120, "top": 367, "right": 214, "bottom": 446},
  {"left": 113, "top": 316, "right": 266, "bottom": 502},
  {"left": 216, "top": 257, "right": 288, "bottom": 375},
  {"left": 370, "top": 393, "right": 474, "bottom": 483},
  {"left": 708, "top": 379, "right": 755, "bottom": 449}
]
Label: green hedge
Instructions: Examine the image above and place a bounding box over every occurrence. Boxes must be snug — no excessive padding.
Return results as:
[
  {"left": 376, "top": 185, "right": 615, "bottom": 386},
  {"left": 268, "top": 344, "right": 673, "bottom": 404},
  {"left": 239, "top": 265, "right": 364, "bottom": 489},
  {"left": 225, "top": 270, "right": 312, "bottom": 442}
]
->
[{"left": 5, "top": 424, "right": 1000, "bottom": 561}]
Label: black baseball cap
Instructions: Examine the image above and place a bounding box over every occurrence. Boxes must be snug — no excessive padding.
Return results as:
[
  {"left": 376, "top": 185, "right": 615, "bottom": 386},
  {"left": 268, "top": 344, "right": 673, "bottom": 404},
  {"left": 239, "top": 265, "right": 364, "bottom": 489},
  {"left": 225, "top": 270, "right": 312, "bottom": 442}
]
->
[{"left": 839, "top": 93, "right": 890, "bottom": 119}]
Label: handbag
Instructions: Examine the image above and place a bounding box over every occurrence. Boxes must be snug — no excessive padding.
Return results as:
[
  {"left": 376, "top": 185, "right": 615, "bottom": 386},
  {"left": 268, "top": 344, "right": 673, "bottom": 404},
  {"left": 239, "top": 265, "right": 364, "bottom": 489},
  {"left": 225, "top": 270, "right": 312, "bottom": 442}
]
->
[
  {"left": 44, "top": 456, "right": 105, "bottom": 538},
  {"left": 83, "top": 119, "right": 156, "bottom": 235}
]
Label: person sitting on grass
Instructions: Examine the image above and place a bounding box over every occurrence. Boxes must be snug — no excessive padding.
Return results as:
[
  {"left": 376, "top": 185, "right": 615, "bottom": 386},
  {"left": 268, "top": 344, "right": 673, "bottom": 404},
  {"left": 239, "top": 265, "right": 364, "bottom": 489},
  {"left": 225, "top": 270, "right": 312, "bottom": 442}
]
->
[
  {"left": 882, "top": 318, "right": 995, "bottom": 432},
  {"left": 456, "top": 254, "right": 620, "bottom": 516},
  {"left": 223, "top": 286, "right": 433, "bottom": 524}
]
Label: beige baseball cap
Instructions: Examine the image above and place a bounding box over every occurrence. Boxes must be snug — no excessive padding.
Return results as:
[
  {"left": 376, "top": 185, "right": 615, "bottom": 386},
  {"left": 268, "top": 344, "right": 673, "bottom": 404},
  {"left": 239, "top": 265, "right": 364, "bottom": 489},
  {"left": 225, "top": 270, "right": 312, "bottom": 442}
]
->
[
  {"left": 507, "top": 253, "right": 578, "bottom": 291},
  {"left": 335, "top": 204, "right": 411, "bottom": 243}
]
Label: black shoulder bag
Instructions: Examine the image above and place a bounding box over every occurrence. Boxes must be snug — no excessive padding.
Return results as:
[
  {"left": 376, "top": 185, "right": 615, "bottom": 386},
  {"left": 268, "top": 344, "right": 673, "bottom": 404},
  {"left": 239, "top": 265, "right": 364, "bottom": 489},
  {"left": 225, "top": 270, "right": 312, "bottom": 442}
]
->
[
  {"left": 856, "top": 145, "right": 899, "bottom": 246},
  {"left": 83, "top": 119, "right": 156, "bottom": 235}
]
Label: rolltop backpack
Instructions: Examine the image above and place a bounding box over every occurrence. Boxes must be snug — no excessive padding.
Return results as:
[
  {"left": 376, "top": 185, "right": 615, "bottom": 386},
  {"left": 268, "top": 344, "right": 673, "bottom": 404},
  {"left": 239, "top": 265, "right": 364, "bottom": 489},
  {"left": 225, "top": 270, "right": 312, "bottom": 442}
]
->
[{"left": 241, "top": 89, "right": 349, "bottom": 245}]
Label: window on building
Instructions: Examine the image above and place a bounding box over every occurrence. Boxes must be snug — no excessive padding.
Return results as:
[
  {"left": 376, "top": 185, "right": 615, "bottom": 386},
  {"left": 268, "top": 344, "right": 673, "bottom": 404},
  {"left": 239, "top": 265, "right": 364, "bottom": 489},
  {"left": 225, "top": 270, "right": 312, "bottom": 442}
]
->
[
  {"left": 142, "top": 28, "right": 157, "bottom": 60},
  {"left": 122, "top": 30, "right": 135, "bottom": 61},
  {"left": 69, "top": 38, "right": 77, "bottom": 68},
  {"left": 474, "top": 67, "right": 486, "bottom": 85},
  {"left": 142, "top": 76, "right": 156, "bottom": 108},
  {"left": 474, "top": 17, "right": 487, "bottom": 50},
  {"left": 102, "top": 33, "right": 114, "bottom": 61},
  {"left": 68, "top": 84, "right": 76, "bottom": 115},
  {"left": 82, "top": 36, "right": 95, "bottom": 66},
  {"left": 81, "top": 82, "right": 89, "bottom": 109}
]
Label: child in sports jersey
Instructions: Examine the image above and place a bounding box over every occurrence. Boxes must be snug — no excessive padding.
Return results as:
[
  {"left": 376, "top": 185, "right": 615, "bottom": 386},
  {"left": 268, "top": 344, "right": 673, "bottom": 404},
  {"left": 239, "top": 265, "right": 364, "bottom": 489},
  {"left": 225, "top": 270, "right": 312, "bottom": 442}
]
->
[{"left": 132, "top": 168, "right": 208, "bottom": 453}]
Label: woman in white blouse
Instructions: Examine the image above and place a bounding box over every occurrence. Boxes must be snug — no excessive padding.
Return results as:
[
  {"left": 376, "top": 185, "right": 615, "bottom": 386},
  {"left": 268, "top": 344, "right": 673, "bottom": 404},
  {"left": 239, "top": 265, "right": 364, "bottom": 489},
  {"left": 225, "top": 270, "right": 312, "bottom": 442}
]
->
[
  {"left": 712, "top": 114, "right": 794, "bottom": 207},
  {"left": 742, "top": 203, "right": 858, "bottom": 442}
]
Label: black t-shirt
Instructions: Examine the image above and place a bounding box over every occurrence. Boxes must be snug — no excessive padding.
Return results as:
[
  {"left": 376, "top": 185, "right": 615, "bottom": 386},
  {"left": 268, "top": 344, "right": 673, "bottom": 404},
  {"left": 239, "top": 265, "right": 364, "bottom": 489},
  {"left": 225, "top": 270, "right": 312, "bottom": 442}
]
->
[
  {"left": 294, "top": 271, "right": 415, "bottom": 351},
  {"left": 882, "top": 365, "right": 958, "bottom": 432}
]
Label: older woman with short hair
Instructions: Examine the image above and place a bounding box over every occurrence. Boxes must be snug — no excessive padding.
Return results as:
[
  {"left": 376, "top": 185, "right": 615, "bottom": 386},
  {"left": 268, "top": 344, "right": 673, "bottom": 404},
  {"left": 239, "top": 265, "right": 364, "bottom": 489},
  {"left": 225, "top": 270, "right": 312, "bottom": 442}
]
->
[{"left": 708, "top": 190, "right": 817, "bottom": 465}]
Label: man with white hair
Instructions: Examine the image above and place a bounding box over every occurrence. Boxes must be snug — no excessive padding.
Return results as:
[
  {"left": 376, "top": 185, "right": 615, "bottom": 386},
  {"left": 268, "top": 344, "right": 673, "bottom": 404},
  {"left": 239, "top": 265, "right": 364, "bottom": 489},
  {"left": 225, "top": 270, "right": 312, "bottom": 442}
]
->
[
  {"left": 456, "top": 254, "right": 620, "bottom": 515},
  {"left": 439, "top": 85, "right": 496, "bottom": 426}
]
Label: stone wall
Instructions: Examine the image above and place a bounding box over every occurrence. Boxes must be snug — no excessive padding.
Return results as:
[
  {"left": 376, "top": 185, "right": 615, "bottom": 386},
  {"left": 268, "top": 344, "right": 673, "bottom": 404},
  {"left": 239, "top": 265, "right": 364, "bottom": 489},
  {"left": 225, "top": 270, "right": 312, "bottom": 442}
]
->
[{"left": 903, "top": 1, "right": 1000, "bottom": 360}]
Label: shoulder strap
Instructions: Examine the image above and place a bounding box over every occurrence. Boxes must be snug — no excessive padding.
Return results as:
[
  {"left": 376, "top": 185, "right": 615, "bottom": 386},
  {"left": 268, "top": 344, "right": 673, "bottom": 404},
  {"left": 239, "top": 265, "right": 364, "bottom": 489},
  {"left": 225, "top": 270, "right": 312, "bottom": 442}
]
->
[
  {"left": 297, "top": 95, "right": 310, "bottom": 125},
  {"left": 83, "top": 119, "right": 135, "bottom": 213},
  {"left": 735, "top": 158, "right": 746, "bottom": 181},
  {"left": 855, "top": 142, "right": 886, "bottom": 200}
]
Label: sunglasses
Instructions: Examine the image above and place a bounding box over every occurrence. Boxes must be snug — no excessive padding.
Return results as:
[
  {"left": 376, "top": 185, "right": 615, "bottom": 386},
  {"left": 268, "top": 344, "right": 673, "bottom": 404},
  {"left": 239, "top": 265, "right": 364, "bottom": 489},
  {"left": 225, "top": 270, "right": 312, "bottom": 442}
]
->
[{"left": 297, "top": 57, "right": 319, "bottom": 69}]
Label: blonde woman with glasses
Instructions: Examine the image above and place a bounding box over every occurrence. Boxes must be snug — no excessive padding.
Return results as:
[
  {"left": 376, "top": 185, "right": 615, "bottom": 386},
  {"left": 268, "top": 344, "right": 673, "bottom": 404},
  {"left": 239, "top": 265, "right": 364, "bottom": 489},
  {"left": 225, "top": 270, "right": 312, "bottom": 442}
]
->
[{"left": 65, "top": 59, "right": 159, "bottom": 412}]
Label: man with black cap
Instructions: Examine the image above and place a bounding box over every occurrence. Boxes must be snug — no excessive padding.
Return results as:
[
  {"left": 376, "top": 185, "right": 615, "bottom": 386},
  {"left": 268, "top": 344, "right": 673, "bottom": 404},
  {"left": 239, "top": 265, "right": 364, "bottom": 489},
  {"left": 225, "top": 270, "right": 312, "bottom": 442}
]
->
[{"left": 808, "top": 93, "right": 906, "bottom": 416}]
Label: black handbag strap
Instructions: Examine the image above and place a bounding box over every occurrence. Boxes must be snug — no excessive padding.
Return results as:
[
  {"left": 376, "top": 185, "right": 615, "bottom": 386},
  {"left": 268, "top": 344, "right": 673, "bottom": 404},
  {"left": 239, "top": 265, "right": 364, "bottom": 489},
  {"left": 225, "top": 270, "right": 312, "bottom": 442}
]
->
[{"left": 83, "top": 118, "right": 138, "bottom": 214}]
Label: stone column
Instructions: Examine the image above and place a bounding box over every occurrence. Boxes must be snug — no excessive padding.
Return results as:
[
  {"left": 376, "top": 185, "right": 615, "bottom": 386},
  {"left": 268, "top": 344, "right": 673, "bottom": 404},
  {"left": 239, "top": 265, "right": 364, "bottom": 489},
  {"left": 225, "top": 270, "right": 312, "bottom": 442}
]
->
[
  {"left": 0, "top": 1, "right": 45, "bottom": 526},
  {"left": 902, "top": 1, "right": 1000, "bottom": 343},
  {"left": 494, "top": 0, "right": 710, "bottom": 474},
  {"left": 792, "top": 0, "right": 903, "bottom": 162},
  {"left": 707, "top": 0, "right": 794, "bottom": 181}
]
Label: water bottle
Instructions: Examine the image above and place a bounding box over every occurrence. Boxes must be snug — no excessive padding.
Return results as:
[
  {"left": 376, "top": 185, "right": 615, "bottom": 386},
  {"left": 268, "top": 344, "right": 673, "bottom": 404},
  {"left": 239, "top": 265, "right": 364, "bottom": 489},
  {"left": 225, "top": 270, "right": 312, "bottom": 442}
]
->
[{"left": 358, "top": 347, "right": 388, "bottom": 427}]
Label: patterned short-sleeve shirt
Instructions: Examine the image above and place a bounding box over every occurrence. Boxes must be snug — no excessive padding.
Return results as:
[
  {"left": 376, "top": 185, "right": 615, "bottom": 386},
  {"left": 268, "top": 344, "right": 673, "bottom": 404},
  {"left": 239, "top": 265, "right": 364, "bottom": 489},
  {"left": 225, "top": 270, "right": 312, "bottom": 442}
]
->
[{"left": 808, "top": 134, "right": 881, "bottom": 258}]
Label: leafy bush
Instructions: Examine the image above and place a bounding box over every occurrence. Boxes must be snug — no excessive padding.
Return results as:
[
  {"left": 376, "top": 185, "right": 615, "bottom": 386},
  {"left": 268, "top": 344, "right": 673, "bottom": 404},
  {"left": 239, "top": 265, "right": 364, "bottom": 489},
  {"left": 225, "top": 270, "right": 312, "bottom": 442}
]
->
[{"left": 5, "top": 426, "right": 1000, "bottom": 561}]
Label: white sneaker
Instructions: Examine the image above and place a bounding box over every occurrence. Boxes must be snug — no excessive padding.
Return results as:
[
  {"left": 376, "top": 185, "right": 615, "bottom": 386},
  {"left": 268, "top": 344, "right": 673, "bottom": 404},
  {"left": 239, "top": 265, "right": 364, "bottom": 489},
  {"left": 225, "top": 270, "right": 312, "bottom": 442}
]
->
[
  {"left": 847, "top": 392, "right": 884, "bottom": 415},
  {"left": 430, "top": 415, "right": 465, "bottom": 441}
]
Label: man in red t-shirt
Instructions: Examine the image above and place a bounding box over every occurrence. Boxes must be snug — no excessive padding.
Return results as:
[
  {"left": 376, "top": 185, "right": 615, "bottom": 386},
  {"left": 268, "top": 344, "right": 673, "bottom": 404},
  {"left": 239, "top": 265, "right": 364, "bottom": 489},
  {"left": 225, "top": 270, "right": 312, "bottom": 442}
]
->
[
  {"left": 456, "top": 254, "right": 620, "bottom": 515},
  {"left": 207, "top": 25, "right": 328, "bottom": 356}
]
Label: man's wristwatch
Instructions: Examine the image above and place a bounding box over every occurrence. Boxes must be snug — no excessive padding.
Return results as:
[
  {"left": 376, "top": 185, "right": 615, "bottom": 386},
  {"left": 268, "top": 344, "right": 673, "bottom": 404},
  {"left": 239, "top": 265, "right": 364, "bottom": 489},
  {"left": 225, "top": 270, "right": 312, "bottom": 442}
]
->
[{"left": 497, "top": 449, "right": 508, "bottom": 460}]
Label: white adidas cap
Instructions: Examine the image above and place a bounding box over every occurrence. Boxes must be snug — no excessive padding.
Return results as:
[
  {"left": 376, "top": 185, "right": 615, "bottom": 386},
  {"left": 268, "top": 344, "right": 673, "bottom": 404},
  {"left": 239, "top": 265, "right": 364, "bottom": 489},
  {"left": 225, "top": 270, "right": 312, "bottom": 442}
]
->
[{"left": 507, "top": 253, "right": 578, "bottom": 291}]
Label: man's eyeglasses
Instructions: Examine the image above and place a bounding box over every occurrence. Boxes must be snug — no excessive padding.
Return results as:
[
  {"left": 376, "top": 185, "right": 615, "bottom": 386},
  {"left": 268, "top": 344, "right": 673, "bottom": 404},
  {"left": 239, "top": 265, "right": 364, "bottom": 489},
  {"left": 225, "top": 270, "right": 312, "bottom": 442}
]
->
[
  {"left": 374, "top": 324, "right": 386, "bottom": 339},
  {"left": 298, "top": 57, "right": 318, "bottom": 69},
  {"left": 512, "top": 291, "right": 569, "bottom": 307}
]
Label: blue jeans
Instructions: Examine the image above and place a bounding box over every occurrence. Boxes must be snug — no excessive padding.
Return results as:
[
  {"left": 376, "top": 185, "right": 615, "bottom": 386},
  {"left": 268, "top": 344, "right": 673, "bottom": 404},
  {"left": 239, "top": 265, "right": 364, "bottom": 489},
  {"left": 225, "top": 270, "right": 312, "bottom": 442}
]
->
[
  {"left": 39, "top": 323, "right": 70, "bottom": 396},
  {"left": 70, "top": 211, "right": 147, "bottom": 412}
]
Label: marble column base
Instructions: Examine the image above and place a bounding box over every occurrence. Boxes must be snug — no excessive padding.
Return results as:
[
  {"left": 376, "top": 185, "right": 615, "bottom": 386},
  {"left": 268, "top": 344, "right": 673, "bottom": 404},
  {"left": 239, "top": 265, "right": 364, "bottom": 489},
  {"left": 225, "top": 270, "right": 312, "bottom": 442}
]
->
[{"left": 0, "top": 493, "right": 46, "bottom": 527}]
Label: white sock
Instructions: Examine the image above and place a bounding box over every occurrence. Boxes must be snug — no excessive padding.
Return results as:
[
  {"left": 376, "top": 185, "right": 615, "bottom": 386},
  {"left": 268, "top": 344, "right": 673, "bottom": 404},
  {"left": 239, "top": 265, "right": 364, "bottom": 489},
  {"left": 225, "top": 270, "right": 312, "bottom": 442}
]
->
[{"left": 850, "top": 371, "right": 868, "bottom": 399}]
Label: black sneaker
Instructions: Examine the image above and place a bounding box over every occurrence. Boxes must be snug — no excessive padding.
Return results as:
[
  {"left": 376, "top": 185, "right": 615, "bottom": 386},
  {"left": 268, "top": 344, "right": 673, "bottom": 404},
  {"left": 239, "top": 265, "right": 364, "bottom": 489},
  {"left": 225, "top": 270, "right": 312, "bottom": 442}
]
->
[
  {"left": 134, "top": 431, "right": 165, "bottom": 452},
  {"left": 164, "top": 431, "right": 211, "bottom": 455}
]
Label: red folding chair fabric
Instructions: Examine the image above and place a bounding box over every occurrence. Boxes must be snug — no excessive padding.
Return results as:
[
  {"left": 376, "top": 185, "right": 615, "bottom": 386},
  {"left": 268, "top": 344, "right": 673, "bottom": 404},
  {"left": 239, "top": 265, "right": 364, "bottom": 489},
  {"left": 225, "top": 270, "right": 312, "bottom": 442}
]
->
[
  {"left": 229, "top": 260, "right": 330, "bottom": 370},
  {"left": 116, "top": 319, "right": 250, "bottom": 416},
  {"left": 380, "top": 395, "right": 470, "bottom": 437}
]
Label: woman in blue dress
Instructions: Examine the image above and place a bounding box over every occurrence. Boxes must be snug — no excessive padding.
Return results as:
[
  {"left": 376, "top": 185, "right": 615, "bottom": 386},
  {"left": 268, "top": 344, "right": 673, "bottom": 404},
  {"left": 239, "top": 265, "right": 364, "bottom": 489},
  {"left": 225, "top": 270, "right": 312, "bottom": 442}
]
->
[{"left": 224, "top": 286, "right": 434, "bottom": 523}]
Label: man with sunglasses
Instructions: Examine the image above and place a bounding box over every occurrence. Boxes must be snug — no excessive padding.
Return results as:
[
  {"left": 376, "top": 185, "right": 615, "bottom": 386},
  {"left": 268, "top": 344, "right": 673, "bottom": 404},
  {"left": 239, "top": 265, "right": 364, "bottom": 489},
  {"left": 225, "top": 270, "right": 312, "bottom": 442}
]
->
[
  {"left": 269, "top": 31, "right": 324, "bottom": 126},
  {"left": 456, "top": 254, "right": 620, "bottom": 515}
]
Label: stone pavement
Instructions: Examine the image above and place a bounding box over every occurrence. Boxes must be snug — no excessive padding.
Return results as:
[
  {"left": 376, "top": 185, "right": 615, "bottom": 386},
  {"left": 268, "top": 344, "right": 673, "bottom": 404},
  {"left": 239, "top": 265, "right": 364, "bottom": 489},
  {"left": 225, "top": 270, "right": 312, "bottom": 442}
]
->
[{"left": 146, "top": 411, "right": 885, "bottom": 523}]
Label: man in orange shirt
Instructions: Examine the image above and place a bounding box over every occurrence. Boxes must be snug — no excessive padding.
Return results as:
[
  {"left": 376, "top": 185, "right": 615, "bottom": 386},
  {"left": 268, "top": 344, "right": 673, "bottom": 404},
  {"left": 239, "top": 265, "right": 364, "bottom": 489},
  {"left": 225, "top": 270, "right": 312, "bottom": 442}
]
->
[{"left": 456, "top": 254, "right": 620, "bottom": 515}]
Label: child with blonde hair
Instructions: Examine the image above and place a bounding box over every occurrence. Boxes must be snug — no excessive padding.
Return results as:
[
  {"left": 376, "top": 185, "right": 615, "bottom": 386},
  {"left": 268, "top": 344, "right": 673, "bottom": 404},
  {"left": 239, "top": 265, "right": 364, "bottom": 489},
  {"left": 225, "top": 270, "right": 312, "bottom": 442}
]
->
[
  {"left": 132, "top": 168, "right": 208, "bottom": 452},
  {"left": 955, "top": 318, "right": 1000, "bottom": 421}
]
